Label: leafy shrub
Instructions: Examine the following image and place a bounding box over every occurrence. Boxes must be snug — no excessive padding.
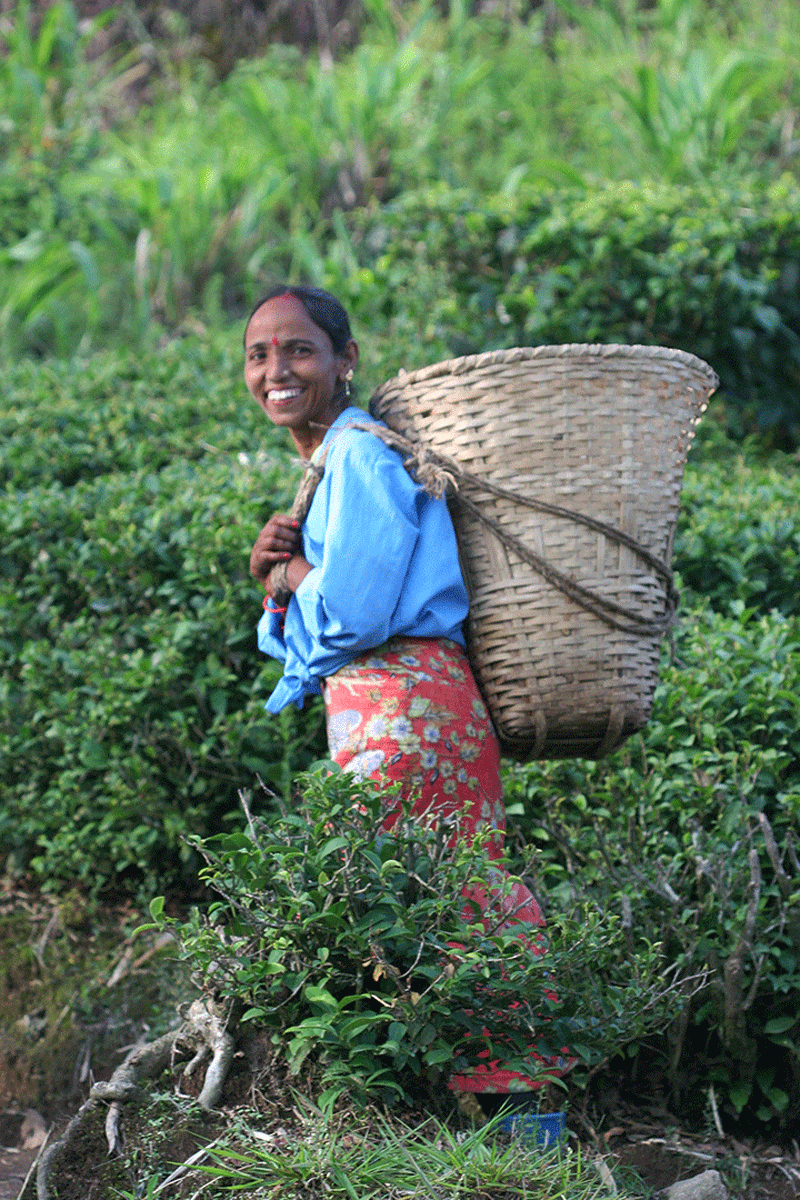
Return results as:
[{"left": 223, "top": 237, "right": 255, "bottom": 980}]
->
[
  {"left": 0, "top": 334, "right": 256, "bottom": 489},
  {"left": 160, "top": 769, "right": 682, "bottom": 1109},
  {"left": 674, "top": 447, "right": 800, "bottom": 617},
  {"left": 0, "top": 449, "right": 327, "bottom": 892},
  {"left": 2, "top": 0, "right": 800, "bottom": 451},
  {"left": 504, "top": 599, "right": 800, "bottom": 1132},
  {"left": 1, "top": 325, "right": 796, "bottom": 902},
  {"left": 349, "top": 176, "right": 800, "bottom": 447}
]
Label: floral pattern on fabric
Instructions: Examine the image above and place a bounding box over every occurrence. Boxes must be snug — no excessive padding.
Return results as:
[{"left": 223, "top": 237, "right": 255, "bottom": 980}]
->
[{"left": 323, "top": 637, "right": 506, "bottom": 846}]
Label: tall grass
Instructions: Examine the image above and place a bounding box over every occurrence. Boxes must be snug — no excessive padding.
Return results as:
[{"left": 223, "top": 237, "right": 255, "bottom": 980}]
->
[{"left": 0, "top": 0, "right": 797, "bottom": 358}]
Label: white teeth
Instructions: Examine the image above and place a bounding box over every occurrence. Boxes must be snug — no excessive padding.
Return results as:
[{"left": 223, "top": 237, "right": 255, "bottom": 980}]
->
[{"left": 268, "top": 388, "right": 301, "bottom": 402}]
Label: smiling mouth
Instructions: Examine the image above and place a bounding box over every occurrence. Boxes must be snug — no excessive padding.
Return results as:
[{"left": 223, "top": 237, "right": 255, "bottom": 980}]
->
[{"left": 267, "top": 388, "right": 302, "bottom": 404}]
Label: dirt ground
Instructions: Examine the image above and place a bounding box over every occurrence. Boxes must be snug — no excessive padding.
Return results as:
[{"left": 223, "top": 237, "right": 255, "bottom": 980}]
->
[
  {"left": 5, "top": 1086, "right": 800, "bottom": 1200},
  {"left": 5, "top": 1050, "right": 800, "bottom": 1200},
  {"left": 2, "top": 882, "right": 800, "bottom": 1200},
  {"left": 0, "top": 1137, "right": 41, "bottom": 1200}
]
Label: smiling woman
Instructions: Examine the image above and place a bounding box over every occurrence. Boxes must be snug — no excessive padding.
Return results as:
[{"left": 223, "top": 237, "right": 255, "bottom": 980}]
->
[
  {"left": 245, "top": 283, "right": 574, "bottom": 1102},
  {"left": 244, "top": 289, "right": 359, "bottom": 458}
]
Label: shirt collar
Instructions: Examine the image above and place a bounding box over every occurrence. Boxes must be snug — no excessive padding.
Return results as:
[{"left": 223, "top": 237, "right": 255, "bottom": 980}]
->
[{"left": 310, "top": 406, "right": 373, "bottom": 465}]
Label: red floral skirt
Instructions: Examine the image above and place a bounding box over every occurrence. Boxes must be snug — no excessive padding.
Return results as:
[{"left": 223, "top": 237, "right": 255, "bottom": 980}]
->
[{"left": 322, "top": 636, "right": 573, "bottom": 1093}]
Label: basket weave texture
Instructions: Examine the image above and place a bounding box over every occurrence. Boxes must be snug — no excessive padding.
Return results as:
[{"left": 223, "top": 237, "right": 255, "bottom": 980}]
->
[{"left": 370, "top": 344, "right": 718, "bottom": 761}]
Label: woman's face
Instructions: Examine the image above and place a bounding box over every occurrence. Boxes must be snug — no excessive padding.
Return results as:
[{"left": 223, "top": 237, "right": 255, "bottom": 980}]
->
[{"left": 244, "top": 294, "right": 358, "bottom": 454}]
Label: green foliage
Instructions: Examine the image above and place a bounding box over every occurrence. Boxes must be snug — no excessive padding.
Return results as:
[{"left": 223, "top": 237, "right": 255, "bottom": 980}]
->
[
  {"left": 675, "top": 449, "right": 800, "bottom": 617},
  {"left": 613, "top": 50, "right": 779, "bottom": 181},
  {"left": 0, "top": 1, "right": 131, "bottom": 357},
  {"left": 164, "top": 770, "right": 681, "bottom": 1109},
  {"left": 551, "top": 0, "right": 793, "bottom": 182},
  {"left": 504, "top": 599, "right": 800, "bottom": 1131},
  {"left": 1, "top": 0, "right": 799, "bottom": 1139},
  {"left": 107, "top": 1091, "right": 605, "bottom": 1200},
  {"left": 191, "top": 1108, "right": 597, "bottom": 1199},
  {"left": 1, "top": 0, "right": 799, "bottom": 453},
  {"left": 349, "top": 177, "right": 800, "bottom": 447},
  {"left": 1, "top": 329, "right": 796, "bottom": 911},
  {"left": 0, "top": 0, "right": 116, "bottom": 151},
  {"left": 0, "top": 333, "right": 258, "bottom": 489}
]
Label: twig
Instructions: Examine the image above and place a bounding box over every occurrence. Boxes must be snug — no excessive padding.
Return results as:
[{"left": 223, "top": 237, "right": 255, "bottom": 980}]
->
[
  {"left": 787, "top": 833, "right": 800, "bottom": 878},
  {"left": 758, "top": 812, "right": 793, "bottom": 899},
  {"left": 131, "top": 931, "right": 177, "bottom": 971},
  {"left": 621, "top": 894, "right": 634, "bottom": 958},
  {"left": 152, "top": 1134, "right": 227, "bottom": 1195},
  {"left": 240, "top": 790, "right": 266, "bottom": 856},
  {"left": 106, "top": 929, "right": 175, "bottom": 989},
  {"left": 20, "top": 1125, "right": 53, "bottom": 1199},
  {"left": 723, "top": 839, "right": 761, "bottom": 1054},
  {"left": 106, "top": 946, "right": 135, "bottom": 988},
  {"left": 593, "top": 1155, "right": 618, "bottom": 1195},
  {"left": 573, "top": 1104, "right": 614, "bottom": 1157},
  {"left": 758, "top": 812, "right": 800, "bottom": 955},
  {"left": 708, "top": 1083, "right": 724, "bottom": 1138},
  {"left": 32, "top": 909, "right": 60, "bottom": 968}
]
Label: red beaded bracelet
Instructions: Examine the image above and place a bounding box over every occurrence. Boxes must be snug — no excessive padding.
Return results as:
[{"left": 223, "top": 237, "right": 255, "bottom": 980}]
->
[{"left": 263, "top": 596, "right": 289, "bottom": 614}]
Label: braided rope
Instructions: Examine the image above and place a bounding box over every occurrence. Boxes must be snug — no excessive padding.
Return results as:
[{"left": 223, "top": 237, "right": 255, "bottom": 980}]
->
[
  {"left": 267, "top": 420, "right": 677, "bottom": 636},
  {"left": 266, "top": 457, "right": 328, "bottom": 606}
]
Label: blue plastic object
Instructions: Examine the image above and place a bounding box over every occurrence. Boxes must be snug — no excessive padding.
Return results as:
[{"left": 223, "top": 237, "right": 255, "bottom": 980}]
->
[{"left": 497, "top": 1109, "right": 566, "bottom": 1147}]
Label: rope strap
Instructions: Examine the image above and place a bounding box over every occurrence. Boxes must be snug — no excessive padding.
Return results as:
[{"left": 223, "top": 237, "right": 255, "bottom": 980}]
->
[
  {"left": 265, "top": 458, "right": 327, "bottom": 606},
  {"left": 268, "top": 420, "right": 677, "bottom": 636}
]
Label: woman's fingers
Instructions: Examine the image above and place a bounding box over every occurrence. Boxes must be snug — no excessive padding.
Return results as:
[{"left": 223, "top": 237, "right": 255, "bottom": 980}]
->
[
  {"left": 250, "top": 515, "right": 301, "bottom": 581},
  {"left": 260, "top": 514, "right": 300, "bottom": 552}
]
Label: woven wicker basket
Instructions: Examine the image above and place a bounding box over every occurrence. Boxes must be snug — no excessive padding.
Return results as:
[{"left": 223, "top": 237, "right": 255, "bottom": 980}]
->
[{"left": 370, "top": 344, "right": 718, "bottom": 761}]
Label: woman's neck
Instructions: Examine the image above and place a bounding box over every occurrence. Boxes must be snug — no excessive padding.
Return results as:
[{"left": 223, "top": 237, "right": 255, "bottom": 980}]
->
[{"left": 290, "top": 405, "right": 347, "bottom": 459}]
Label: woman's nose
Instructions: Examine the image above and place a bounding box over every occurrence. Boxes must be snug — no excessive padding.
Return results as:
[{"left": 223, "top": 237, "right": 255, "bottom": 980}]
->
[{"left": 267, "top": 348, "right": 289, "bottom": 379}]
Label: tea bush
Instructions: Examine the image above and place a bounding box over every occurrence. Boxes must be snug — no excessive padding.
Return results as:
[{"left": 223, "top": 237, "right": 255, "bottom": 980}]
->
[
  {"left": 674, "top": 448, "right": 800, "bottom": 617},
  {"left": 158, "top": 770, "right": 683, "bottom": 1109},
  {"left": 2, "top": 329, "right": 798, "bottom": 896},
  {"left": 505, "top": 599, "right": 800, "bottom": 1132},
  {"left": 349, "top": 177, "right": 800, "bottom": 447},
  {"left": 1, "top": 445, "right": 327, "bottom": 891},
  {"left": 0, "top": 337, "right": 250, "bottom": 489}
]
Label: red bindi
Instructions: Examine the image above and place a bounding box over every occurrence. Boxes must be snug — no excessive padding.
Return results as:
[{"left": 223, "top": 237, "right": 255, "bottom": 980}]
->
[{"left": 271, "top": 336, "right": 280, "bottom": 347}]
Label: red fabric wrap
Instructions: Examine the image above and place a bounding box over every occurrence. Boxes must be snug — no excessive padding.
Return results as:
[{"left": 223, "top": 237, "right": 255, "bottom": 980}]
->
[{"left": 322, "top": 636, "right": 574, "bottom": 1093}]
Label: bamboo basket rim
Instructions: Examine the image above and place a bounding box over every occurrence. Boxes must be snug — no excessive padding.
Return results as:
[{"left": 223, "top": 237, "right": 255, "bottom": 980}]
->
[{"left": 380, "top": 342, "right": 718, "bottom": 390}]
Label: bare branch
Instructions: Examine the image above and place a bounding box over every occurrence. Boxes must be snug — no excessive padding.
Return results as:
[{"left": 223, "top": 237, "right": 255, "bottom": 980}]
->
[
  {"left": 758, "top": 811, "right": 793, "bottom": 900},
  {"left": 723, "top": 840, "right": 761, "bottom": 1057}
]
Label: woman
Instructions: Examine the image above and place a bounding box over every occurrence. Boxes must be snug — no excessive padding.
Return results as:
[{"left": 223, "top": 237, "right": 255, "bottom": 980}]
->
[{"left": 246, "top": 284, "right": 571, "bottom": 1100}]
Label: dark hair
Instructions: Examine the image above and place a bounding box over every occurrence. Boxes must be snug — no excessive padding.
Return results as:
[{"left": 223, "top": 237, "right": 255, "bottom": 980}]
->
[{"left": 245, "top": 284, "right": 353, "bottom": 352}]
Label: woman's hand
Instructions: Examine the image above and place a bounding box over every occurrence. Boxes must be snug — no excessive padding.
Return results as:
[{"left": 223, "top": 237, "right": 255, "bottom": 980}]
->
[
  {"left": 250, "top": 514, "right": 301, "bottom": 584},
  {"left": 250, "top": 515, "right": 314, "bottom": 596}
]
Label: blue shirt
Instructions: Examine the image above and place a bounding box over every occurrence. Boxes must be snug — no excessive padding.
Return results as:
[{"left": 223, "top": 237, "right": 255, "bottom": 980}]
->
[{"left": 258, "top": 407, "right": 469, "bottom": 712}]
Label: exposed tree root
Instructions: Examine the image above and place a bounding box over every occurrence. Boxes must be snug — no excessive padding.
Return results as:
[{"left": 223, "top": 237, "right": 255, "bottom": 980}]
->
[
  {"left": 35, "top": 998, "right": 235, "bottom": 1200},
  {"left": 180, "top": 997, "right": 236, "bottom": 1112}
]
